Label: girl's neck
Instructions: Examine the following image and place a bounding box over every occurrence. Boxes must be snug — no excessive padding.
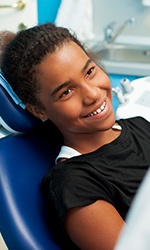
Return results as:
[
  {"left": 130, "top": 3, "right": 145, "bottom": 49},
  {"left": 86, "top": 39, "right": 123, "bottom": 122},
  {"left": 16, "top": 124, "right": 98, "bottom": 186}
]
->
[{"left": 63, "top": 123, "right": 122, "bottom": 155}]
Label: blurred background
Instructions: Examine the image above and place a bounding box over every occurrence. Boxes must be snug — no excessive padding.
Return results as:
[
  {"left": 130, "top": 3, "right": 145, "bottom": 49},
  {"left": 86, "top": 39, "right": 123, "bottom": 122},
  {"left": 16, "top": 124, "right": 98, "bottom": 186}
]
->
[{"left": 0, "top": 1, "right": 150, "bottom": 248}]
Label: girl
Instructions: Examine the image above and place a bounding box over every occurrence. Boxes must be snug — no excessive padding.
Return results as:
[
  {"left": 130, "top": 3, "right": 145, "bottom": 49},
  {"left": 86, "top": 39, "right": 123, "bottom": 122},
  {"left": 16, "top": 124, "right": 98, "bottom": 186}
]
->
[{"left": 1, "top": 23, "right": 150, "bottom": 250}]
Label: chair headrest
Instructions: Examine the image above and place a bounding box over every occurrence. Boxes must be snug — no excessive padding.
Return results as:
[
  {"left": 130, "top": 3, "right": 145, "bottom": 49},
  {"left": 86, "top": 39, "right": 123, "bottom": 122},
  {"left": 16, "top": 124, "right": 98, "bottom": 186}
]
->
[{"left": 0, "top": 72, "right": 41, "bottom": 133}]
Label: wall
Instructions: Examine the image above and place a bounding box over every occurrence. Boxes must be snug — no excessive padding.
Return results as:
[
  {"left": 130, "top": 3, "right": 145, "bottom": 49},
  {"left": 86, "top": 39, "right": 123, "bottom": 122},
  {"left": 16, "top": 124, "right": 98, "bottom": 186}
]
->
[
  {"left": 0, "top": 0, "right": 37, "bottom": 32},
  {"left": 36, "top": 0, "right": 149, "bottom": 48},
  {"left": 0, "top": 0, "right": 150, "bottom": 45},
  {"left": 92, "top": 0, "right": 150, "bottom": 46}
]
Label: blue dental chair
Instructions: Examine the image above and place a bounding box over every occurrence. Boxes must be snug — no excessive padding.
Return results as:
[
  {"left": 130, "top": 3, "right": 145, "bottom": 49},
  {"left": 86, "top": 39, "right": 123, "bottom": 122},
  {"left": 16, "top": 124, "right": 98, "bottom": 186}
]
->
[{"left": 0, "top": 82, "right": 63, "bottom": 250}]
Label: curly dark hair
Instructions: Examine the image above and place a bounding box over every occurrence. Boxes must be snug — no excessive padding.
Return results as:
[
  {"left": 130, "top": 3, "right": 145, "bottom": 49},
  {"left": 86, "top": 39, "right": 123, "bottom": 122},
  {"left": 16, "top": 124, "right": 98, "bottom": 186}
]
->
[{"left": 1, "top": 23, "right": 87, "bottom": 108}]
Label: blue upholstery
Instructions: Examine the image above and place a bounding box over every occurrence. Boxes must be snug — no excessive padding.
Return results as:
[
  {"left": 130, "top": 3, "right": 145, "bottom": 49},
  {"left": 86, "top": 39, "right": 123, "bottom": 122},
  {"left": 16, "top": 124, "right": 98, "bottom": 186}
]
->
[
  {"left": 0, "top": 123, "right": 63, "bottom": 250},
  {"left": 0, "top": 71, "right": 64, "bottom": 249},
  {"left": 0, "top": 85, "right": 41, "bottom": 133}
]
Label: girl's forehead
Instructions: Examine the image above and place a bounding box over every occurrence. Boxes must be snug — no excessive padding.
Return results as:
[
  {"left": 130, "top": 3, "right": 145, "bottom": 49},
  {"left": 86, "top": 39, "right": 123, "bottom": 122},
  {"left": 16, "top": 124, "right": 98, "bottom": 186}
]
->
[
  {"left": 36, "top": 42, "right": 90, "bottom": 92},
  {"left": 52, "top": 41, "right": 87, "bottom": 62},
  {"left": 37, "top": 42, "right": 89, "bottom": 78}
]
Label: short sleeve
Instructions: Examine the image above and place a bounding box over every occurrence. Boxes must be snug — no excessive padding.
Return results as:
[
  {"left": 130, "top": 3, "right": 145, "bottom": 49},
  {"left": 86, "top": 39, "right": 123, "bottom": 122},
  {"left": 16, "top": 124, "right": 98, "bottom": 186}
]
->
[{"left": 49, "top": 159, "right": 115, "bottom": 221}]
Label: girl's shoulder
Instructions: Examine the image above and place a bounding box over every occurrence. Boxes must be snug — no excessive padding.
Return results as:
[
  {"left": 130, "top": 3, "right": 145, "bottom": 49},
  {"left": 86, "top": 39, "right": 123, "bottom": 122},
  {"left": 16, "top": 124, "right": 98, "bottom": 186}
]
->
[{"left": 118, "top": 116, "right": 150, "bottom": 130}]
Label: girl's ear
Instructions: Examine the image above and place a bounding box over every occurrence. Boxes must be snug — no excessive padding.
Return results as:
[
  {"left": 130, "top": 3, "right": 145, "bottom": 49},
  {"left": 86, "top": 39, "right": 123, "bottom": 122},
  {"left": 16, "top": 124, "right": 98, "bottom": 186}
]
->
[{"left": 26, "top": 103, "right": 48, "bottom": 122}]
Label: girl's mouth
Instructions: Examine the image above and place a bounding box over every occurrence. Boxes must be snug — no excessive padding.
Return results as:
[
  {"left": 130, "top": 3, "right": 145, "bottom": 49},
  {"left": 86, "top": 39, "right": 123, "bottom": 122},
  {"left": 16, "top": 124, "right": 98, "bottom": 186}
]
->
[{"left": 86, "top": 101, "right": 106, "bottom": 117}]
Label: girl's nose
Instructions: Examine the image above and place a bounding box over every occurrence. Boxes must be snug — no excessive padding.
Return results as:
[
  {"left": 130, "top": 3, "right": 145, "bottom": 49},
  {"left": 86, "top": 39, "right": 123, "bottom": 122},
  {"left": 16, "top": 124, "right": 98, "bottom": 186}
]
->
[{"left": 82, "top": 82, "right": 100, "bottom": 105}]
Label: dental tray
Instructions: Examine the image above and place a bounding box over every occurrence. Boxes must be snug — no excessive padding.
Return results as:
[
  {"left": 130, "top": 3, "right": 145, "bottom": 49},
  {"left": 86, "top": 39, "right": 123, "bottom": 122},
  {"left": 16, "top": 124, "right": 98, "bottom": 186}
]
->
[{"left": 116, "top": 76, "right": 150, "bottom": 122}]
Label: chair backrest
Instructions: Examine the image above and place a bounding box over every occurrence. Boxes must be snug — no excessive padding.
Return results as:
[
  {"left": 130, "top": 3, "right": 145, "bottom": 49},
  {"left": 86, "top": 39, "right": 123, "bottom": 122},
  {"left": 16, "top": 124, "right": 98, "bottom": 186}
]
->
[
  {"left": 0, "top": 73, "right": 64, "bottom": 249},
  {"left": 0, "top": 123, "right": 63, "bottom": 250}
]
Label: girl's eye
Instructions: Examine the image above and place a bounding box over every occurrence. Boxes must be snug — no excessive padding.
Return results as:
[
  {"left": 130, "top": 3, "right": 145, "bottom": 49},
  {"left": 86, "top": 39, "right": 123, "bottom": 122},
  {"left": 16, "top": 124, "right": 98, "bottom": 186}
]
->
[
  {"left": 61, "top": 88, "right": 71, "bottom": 97},
  {"left": 86, "top": 67, "right": 95, "bottom": 77}
]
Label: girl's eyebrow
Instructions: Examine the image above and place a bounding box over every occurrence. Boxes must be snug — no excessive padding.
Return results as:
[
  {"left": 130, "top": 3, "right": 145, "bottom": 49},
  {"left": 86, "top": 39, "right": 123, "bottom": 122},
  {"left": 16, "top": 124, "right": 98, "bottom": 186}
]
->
[
  {"left": 51, "top": 59, "right": 92, "bottom": 97},
  {"left": 51, "top": 81, "right": 69, "bottom": 97}
]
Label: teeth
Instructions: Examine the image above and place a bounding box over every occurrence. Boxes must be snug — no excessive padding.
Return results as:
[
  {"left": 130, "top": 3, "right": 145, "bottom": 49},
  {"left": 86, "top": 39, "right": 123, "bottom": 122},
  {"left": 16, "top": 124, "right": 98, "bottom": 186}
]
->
[
  {"left": 97, "top": 108, "right": 101, "bottom": 113},
  {"left": 87, "top": 101, "right": 106, "bottom": 117},
  {"left": 100, "top": 103, "right": 105, "bottom": 111}
]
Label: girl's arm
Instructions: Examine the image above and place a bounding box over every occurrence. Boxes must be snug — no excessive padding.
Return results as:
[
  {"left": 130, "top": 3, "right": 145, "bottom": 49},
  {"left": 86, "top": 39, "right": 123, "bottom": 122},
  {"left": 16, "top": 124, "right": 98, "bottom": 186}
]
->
[{"left": 64, "top": 200, "right": 124, "bottom": 250}]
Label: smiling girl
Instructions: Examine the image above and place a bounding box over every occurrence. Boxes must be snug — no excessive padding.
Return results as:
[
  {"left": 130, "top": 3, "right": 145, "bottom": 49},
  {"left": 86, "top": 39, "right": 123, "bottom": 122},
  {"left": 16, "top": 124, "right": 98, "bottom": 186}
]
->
[{"left": 1, "top": 23, "right": 150, "bottom": 250}]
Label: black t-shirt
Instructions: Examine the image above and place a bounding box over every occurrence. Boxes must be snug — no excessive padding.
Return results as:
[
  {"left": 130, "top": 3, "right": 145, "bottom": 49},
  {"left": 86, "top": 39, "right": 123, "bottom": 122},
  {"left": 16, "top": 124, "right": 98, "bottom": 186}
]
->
[{"left": 42, "top": 117, "right": 150, "bottom": 248}]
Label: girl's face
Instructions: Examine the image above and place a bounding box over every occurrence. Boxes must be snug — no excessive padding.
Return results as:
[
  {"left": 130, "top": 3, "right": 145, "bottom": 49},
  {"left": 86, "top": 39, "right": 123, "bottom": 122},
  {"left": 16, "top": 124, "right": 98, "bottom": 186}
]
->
[{"left": 35, "top": 41, "right": 115, "bottom": 139}]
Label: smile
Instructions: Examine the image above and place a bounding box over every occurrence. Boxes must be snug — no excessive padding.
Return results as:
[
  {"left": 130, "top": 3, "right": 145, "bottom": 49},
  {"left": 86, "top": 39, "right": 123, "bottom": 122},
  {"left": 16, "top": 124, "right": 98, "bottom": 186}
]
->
[{"left": 86, "top": 101, "right": 106, "bottom": 117}]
